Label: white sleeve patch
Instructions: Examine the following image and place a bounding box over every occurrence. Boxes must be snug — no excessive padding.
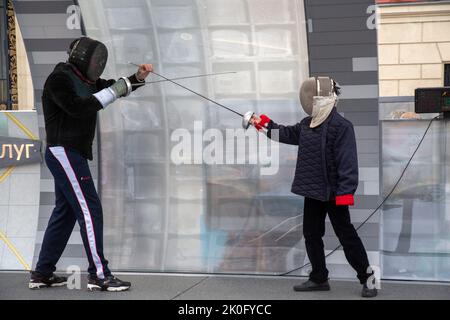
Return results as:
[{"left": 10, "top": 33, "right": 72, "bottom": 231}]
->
[{"left": 93, "top": 87, "right": 117, "bottom": 108}]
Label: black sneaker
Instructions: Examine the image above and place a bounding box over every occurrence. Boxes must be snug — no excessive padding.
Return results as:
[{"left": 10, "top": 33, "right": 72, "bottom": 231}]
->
[
  {"left": 293, "top": 279, "right": 331, "bottom": 292},
  {"left": 361, "top": 283, "right": 378, "bottom": 298},
  {"left": 87, "top": 275, "right": 131, "bottom": 292},
  {"left": 29, "top": 271, "right": 67, "bottom": 289}
]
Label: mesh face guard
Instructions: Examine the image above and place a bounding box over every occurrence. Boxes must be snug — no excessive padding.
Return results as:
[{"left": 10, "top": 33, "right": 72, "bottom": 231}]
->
[
  {"left": 299, "top": 76, "right": 340, "bottom": 115},
  {"left": 68, "top": 37, "right": 108, "bottom": 82}
]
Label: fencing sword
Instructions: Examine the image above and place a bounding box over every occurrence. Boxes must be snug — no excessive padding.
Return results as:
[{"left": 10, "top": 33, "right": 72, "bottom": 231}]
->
[
  {"left": 129, "top": 62, "right": 256, "bottom": 129},
  {"left": 131, "top": 71, "right": 237, "bottom": 86}
]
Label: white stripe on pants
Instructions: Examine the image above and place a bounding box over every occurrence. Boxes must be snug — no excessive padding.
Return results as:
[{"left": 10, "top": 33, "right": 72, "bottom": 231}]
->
[{"left": 49, "top": 146, "right": 105, "bottom": 279}]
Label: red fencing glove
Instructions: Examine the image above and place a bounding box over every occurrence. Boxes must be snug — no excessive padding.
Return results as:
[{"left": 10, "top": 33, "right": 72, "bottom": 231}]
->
[
  {"left": 254, "top": 114, "right": 270, "bottom": 131},
  {"left": 336, "top": 194, "right": 354, "bottom": 206}
]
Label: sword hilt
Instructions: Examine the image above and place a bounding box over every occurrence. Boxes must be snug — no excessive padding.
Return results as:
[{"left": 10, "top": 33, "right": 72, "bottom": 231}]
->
[{"left": 242, "top": 111, "right": 255, "bottom": 130}]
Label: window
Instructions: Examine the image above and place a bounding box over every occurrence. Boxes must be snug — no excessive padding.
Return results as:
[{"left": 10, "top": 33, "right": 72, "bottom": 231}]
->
[{"left": 0, "top": 0, "right": 10, "bottom": 110}]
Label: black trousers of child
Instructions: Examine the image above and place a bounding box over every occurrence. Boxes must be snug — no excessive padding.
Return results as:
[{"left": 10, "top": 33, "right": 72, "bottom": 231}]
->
[{"left": 303, "top": 197, "right": 371, "bottom": 284}]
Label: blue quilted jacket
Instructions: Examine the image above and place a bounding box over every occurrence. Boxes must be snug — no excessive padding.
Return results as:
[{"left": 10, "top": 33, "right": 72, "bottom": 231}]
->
[{"left": 267, "top": 108, "right": 359, "bottom": 202}]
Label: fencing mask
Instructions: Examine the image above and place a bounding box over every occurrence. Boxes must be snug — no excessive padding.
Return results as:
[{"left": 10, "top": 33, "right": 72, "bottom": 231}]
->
[
  {"left": 299, "top": 76, "right": 340, "bottom": 128},
  {"left": 68, "top": 37, "right": 108, "bottom": 82}
]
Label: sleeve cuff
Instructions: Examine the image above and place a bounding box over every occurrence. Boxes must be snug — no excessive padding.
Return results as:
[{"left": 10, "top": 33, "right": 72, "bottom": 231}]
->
[
  {"left": 93, "top": 87, "right": 117, "bottom": 108},
  {"left": 266, "top": 120, "right": 276, "bottom": 131},
  {"left": 336, "top": 194, "right": 354, "bottom": 206},
  {"left": 128, "top": 74, "right": 145, "bottom": 92}
]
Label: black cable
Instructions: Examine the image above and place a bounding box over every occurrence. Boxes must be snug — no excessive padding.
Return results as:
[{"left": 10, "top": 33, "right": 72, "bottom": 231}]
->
[
  {"left": 170, "top": 276, "right": 209, "bottom": 300},
  {"left": 279, "top": 115, "right": 439, "bottom": 277}
]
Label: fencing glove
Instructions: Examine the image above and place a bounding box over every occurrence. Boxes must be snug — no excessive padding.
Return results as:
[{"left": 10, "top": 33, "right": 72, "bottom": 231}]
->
[{"left": 93, "top": 77, "right": 132, "bottom": 108}]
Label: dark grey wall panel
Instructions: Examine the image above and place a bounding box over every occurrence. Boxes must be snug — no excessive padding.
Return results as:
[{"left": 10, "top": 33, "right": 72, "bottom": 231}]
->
[
  {"left": 310, "top": 44, "right": 376, "bottom": 59},
  {"left": 29, "top": 64, "right": 56, "bottom": 76},
  {"left": 34, "top": 244, "right": 86, "bottom": 258},
  {"left": 308, "top": 30, "right": 377, "bottom": 46},
  {"left": 312, "top": 17, "right": 373, "bottom": 32},
  {"left": 303, "top": 0, "right": 380, "bottom": 274},
  {"left": 325, "top": 235, "right": 379, "bottom": 251},
  {"left": 358, "top": 154, "right": 379, "bottom": 167},
  {"left": 339, "top": 99, "right": 379, "bottom": 112},
  {"left": 23, "top": 38, "right": 73, "bottom": 51},
  {"left": 14, "top": 1, "right": 73, "bottom": 14},
  {"left": 308, "top": 4, "right": 375, "bottom": 19},
  {"left": 344, "top": 111, "right": 379, "bottom": 126},
  {"left": 326, "top": 72, "right": 378, "bottom": 85},
  {"left": 310, "top": 58, "right": 352, "bottom": 73},
  {"left": 13, "top": 0, "right": 89, "bottom": 271},
  {"left": 308, "top": 0, "right": 370, "bottom": 4}
]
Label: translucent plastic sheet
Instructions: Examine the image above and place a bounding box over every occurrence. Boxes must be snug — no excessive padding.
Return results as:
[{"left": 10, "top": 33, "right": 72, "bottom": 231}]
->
[
  {"left": 78, "top": 0, "right": 310, "bottom": 274},
  {"left": 381, "top": 120, "right": 450, "bottom": 281}
]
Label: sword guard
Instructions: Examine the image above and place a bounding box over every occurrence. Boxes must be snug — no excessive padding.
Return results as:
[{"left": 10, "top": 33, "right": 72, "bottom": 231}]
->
[{"left": 242, "top": 111, "right": 255, "bottom": 130}]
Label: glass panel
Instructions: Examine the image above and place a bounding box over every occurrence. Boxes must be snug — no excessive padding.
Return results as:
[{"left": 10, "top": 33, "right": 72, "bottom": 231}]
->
[
  {"left": 381, "top": 120, "right": 450, "bottom": 281},
  {"left": 78, "top": 0, "right": 310, "bottom": 274}
]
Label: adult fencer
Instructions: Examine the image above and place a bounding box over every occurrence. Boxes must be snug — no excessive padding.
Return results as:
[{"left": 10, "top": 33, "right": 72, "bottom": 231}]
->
[
  {"left": 250, "top": 77, "right": 378, "bottom": 298},
  {"left": 29, "top": 37, "right": 152, "bottom": 292}
]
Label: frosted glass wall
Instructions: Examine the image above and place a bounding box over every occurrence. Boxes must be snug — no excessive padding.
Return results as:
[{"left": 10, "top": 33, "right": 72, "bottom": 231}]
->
[
  {"left": 381, "top": 120, "right": 450, "bottom": 281},
  {"left": 78, "top": 0, "right": 310, "bottom": 274}
]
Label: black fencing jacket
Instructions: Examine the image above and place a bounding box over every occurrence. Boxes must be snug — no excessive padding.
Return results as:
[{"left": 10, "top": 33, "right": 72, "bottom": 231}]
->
[{"left": 42, "top": 62, "right": 143, "bottom": 160}]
